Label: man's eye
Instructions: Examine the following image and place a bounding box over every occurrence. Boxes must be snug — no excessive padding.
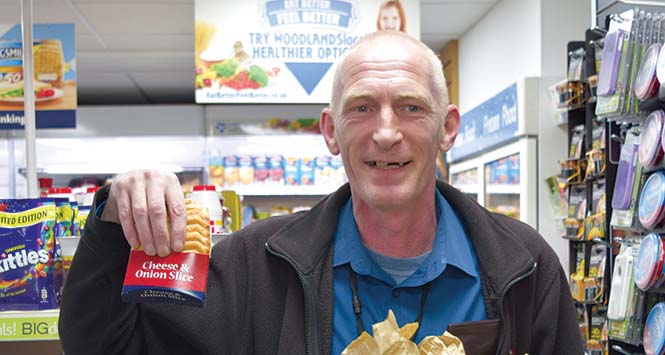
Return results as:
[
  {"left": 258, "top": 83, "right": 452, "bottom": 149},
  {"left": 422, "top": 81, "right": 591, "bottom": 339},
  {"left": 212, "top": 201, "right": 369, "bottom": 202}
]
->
[
  {"left": 405, "top": 105, "right": 420, "bottom": 112},
  {"left": 354, "top": 105, "right": 369, "bottom": 112}
]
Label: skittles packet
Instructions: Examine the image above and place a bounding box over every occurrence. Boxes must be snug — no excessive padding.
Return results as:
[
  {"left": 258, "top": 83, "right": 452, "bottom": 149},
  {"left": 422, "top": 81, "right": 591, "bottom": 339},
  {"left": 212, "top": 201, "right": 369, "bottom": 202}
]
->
[
  {"left": 54, "top": 198, "right": 73, "bottom": 237},
  {"left": 0, "top": 199, "right": 63, "bottom": 311}
]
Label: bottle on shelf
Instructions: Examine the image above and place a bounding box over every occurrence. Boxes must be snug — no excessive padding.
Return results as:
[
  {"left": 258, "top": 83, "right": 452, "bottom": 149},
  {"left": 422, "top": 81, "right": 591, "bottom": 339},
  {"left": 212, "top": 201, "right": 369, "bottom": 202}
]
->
[
  {"left": 190, "top": 185, "right": 224, "bottom": 237},
  {"left": 38, "top": 177, "right": 53, "bottom": 197},
  {"left": 83, "top": 186, "right": 100, "bottom": 207}
]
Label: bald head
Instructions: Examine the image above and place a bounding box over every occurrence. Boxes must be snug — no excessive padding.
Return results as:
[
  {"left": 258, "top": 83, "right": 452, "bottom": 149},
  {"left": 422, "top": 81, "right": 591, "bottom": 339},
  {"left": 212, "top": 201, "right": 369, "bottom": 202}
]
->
[{"left": 330, "top": 31, "right": 448, "bottom": 116}]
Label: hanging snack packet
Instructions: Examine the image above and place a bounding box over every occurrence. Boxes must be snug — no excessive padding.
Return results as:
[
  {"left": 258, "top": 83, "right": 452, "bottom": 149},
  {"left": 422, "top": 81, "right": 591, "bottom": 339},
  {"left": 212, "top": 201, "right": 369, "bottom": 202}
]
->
[
  {"left": 53, "top": 198, "right": 73, "bottom": 237},
  {"left": 122, "top": 199, "right": 211, "bottom": 307},
  {"left": 0, "top": 199, "right": 63, "bottom": 311}
]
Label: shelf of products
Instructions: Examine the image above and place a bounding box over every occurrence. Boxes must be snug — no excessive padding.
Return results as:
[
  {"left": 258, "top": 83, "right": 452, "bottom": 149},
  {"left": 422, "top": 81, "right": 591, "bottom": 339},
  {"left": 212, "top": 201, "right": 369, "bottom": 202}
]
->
[
  {"left": 453, "top": 185, "right": 481, "bottom": 195},
  {"left": 448, "top": 136, "right": 537, "bottom": 227},
  {"left": 563, "top": 7, "right": 665, "bottom": 353},
  {"left": 0, "top": 310, "right": 60, "bottom": 342},
  {"left": 485, "top": 184, "right": 521, "bottom": 195},
  {"left": 561, "top": 28, "right": 617, "bottom": 355},
  {"left": 232, "top": 184, "right": 340, "bottom": 196}
]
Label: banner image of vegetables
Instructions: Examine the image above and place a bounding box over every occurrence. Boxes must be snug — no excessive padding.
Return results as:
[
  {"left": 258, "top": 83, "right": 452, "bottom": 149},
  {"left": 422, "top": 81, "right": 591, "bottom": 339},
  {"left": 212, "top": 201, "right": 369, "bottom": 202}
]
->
[{"left": 197, "top": 58, "right": 279, "bottom": 91}]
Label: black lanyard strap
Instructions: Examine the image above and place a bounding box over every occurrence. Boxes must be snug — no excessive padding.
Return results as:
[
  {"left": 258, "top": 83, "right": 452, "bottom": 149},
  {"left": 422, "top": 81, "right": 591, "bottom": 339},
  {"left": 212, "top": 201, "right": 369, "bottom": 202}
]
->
[{"left": 348, "top": 267, "right": 431, "bottom": 338}]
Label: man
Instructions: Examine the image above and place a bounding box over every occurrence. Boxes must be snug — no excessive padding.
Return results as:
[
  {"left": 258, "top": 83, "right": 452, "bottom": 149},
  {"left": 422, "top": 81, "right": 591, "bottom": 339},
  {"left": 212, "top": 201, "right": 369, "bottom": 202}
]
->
[{"left": 59, "top": 31, "right": 583, "bottom": 355}]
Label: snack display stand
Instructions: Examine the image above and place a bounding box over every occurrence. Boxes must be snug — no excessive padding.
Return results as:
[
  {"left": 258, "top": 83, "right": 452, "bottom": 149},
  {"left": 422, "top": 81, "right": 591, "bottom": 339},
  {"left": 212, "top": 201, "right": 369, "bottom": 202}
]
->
[{"left": 564, "top": 3, "right": 665, "bottom": 353}]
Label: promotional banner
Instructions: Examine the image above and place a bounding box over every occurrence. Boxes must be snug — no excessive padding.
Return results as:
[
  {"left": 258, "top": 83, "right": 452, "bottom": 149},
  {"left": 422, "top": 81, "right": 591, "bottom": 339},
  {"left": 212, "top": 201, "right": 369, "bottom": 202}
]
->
[
  {"left": 195, "top": 0, "right": 420, "bottom": 104},
  {"left": 0, "top": 24, "right": 76, "bottom": 130},
  {"left": 449, "top": 83, "right": 519, "bottom": 163}
]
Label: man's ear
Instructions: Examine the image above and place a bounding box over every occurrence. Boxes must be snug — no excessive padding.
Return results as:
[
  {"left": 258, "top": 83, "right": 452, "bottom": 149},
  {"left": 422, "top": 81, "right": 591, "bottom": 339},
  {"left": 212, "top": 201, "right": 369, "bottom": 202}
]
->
[
  {"left": 439, "top": 104, "right": 460, "bottom": 152},
  {"left": 320, "top": 107, "right": 340, "bottom": 155}
]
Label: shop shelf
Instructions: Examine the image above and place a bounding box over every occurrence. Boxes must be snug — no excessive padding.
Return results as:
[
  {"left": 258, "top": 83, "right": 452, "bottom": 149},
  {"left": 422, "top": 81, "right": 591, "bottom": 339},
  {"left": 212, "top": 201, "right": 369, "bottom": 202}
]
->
[
  {"left": 453, "top": 185, "right": 480, "bottom": 194},
  {"left": 0, "top": 309, "right": 60, "bottom": 341},
  {"left": 231, "top": 184, "right": 340, "bottom": 196},
  {"left": 485, "top": 184, "right": 521, "bottom": 194}
]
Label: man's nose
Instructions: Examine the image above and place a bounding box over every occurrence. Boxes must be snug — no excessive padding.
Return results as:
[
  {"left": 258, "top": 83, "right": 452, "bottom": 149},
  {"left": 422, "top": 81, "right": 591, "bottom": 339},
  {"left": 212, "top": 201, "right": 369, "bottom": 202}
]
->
[{"left": 372, "top": 107, "right": 403, "bottom": 149}]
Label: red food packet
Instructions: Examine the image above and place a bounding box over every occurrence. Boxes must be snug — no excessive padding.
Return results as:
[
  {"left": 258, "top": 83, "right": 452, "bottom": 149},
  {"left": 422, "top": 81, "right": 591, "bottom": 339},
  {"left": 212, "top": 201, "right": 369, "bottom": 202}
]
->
[{"left": 122, "top": 200, "right": 211, "bottom": 307}]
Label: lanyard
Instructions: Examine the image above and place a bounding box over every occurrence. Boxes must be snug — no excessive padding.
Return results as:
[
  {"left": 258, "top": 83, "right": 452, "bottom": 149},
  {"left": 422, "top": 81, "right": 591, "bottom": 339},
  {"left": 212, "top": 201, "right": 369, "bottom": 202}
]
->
[{"left": 348, "top": 267, "right": 431, "bottom": 338}]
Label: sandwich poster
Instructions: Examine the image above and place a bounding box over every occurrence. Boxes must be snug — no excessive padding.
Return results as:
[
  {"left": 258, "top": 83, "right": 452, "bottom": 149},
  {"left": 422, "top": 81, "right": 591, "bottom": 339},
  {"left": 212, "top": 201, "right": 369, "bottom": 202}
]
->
[
  {"left": 195, "top": 0, "right": 419, "bottom": 104},
  {"left": 0, "top": 24, "right": 76, "bottom": 130}
]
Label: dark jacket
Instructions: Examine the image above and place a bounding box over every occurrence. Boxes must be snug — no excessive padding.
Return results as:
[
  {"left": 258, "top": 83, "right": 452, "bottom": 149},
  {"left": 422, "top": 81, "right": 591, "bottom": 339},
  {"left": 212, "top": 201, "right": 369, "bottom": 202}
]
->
[{"left": 59, "top": 181, "right": 583, "bottom": 355}]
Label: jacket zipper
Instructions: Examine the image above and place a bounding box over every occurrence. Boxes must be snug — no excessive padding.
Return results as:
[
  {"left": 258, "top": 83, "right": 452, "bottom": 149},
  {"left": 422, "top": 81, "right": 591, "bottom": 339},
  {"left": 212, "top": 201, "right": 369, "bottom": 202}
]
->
[
  {"left": 494, "top": 261, "right": 537, "bottom": 355},
  {"left": 265, "top": 242, "right": 319, "bottom": 355}
]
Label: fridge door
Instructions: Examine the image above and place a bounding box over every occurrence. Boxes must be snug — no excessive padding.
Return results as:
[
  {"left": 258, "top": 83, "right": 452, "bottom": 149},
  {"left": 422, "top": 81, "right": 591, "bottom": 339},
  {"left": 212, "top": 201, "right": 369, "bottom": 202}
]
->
[
  {"left": 449, "top": 157, "right": 482, "bottom": 204},
  {"left": 482, "top": 138, "right": 537, "bottom": 227}
]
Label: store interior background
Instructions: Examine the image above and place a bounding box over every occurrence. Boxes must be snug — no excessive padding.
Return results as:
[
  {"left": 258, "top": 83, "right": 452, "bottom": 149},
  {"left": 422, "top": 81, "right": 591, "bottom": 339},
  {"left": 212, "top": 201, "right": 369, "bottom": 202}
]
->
[
  {"left": 14, "top": 0, "right": 662, "bottom": 354},
  {"left": 0, "top": 0, "right": 599, "bottom": 274}
]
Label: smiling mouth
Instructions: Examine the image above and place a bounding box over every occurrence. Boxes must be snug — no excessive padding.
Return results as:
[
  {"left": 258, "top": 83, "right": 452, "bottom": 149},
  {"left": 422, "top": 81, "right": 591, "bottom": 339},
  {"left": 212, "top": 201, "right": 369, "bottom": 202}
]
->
[{"left": 367, "top": 161, "right": 411, "bottom": 169}]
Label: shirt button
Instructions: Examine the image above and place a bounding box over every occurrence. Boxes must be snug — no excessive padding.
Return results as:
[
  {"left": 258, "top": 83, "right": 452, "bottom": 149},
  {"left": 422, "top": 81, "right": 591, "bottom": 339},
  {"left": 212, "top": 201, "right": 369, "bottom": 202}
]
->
[{"left": 392, "top": 289, "right": 400, "bottom": 299}]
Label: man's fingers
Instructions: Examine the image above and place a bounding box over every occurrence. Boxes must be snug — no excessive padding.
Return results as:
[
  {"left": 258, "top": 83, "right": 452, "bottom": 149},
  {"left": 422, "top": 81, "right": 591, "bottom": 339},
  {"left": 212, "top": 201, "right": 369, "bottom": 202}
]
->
[
  {"left": 147, "top": 182, "right": 170, "bottom": 257},
  {"left": 129, "top": 178, "right": 155, "bottom": 256},
  {"left": 114, "top": 186, "right": 140, "bottom": 250},
  {"left": 106, "top": 170, "right": 186, "bottom": 256},
  {"left": 165, "top": 174, "right": 186, "bottom": 252}
]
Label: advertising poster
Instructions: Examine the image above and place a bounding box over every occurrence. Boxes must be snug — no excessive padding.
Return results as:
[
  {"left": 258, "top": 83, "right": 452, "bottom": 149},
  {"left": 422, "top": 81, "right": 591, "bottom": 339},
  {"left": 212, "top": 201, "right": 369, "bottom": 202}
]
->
[
  {"left": 195, "top": 0, "right": 420, "bottom": 104},
  {"left": 0, "top": 24, "right": 76, "bottom": 129},
  {"left": 449, "top": 84, "right": 519, "bottom": 162}
]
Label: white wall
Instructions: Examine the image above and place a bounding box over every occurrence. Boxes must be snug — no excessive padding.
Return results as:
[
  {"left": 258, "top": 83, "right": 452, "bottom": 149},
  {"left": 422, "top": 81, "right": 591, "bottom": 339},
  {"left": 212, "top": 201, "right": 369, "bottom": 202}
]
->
[
  {"left": 538, "top": 0, "right": 591, "bottom": 274},
  {"left": 458, "top": 0, "right": 541, "bottom": 113},
  {"left": 457, "top": 0, "right": 591, "bottom": 273},
  {"left": 541, "top": 0, "right": 591, "bottom": 77}
]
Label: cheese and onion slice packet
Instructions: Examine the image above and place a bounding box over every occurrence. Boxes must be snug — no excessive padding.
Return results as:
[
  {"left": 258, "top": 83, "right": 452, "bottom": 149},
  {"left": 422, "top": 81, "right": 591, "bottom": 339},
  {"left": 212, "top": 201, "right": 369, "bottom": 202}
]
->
[{"left": 122, "top": 199, "right": 211, "bottom": 307}]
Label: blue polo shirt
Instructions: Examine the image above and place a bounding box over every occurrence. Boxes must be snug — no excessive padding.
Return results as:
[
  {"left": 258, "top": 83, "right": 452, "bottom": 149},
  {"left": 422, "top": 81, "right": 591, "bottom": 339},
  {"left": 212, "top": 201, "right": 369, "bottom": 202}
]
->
[{"left": 331, "top": 190, "right": 487, "bottom": 354}]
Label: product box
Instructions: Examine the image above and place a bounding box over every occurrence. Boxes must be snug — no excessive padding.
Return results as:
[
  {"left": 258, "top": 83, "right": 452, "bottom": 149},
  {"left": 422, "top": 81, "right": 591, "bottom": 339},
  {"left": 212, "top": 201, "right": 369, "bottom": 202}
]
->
[
  {"left": 223, "top": 155, "right": 239, "bottom": 188},
  {"left": 237, "top": 155, "right": 254, "bottom": 186},
  {"left": 0, "top": 199, "right": 63, "bottom": 311},
  {"left": 122, "top": 200, "right": 211, "bottom": 307},
  {"left": 314, "top": 156, "right": 331, "bottom": 185},
  {"left": 329, "top": 155, "right": 346, "bottom": 185},
  {"left": 208, "top": 156, "right": 225, "bottom": 187},
  {"left": 300, "top": 157, "right": 315, "bottom": 185},
  {"left": 268, "top": 155, "right": 285, "bottom": 185},
  {"left": 253, "top": 155, "right": 270, "bottom": 185},
  {"left": 284, "top": 157, "right": 300, "bottom": 186}
]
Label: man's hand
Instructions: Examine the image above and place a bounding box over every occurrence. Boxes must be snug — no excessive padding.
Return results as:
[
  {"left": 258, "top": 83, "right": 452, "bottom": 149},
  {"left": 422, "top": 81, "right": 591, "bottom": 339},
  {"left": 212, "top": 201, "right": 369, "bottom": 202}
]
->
[{"left": 100, "top": 170, "right": 186, "bottom": 257}]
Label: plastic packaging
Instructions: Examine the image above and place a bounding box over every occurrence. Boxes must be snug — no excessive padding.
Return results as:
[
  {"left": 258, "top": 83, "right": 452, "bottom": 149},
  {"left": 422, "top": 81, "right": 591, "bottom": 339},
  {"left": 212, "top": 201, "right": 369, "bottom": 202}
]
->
[
  {"left": 607, "top": 246, "right": 635, "bottom": 320},
  {"left": 635, "top": 43, "right": 662, "bottom": 100},
  {"left": 640, "top": 110, "right": 665, "bottom": 169},
  {"left": 47, "top": 187, "right": 74, "bottom": 202},
  {"left": 598, "top": 30, "right": 625, "bottom": 96},
  {"left": 0, "top": 199, "right": 62, "bottom": 311},
  {"left": 657, "top": 40, "right": 665, "bottom": 85},
  {"left": 644, "top": 302, "right": 665, "bottom": 355},
  {"left": 190, "top": 185, "right": 224, "bottom": 237},
  {"left": 612, "top": 140, "right": 639, "bottom": 210},
  {"left": 82, "top": 186, "right": 100, "bottom": 207},
  {"left": 634, "top": 233, "right": 663, "bottom": 291},
  {"left": 639, "top": 171, "right": 665, "bottom": 229},
  {"left": 38, "top": 178, "right": 53, "bottom": 198}
]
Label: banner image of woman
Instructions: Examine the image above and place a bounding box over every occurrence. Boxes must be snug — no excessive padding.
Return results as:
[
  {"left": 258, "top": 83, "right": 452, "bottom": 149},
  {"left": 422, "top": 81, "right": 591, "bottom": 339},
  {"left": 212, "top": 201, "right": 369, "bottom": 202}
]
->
[{"left": 376, "top": 0, "right": 406, "bottom": 32}]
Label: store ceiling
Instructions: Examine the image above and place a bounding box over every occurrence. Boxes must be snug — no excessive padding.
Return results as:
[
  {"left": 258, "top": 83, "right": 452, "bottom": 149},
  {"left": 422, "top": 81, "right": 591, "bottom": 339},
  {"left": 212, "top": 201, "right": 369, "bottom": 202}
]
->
[{"left": 0, "top": 0, "right": 498, "bottom": 105}]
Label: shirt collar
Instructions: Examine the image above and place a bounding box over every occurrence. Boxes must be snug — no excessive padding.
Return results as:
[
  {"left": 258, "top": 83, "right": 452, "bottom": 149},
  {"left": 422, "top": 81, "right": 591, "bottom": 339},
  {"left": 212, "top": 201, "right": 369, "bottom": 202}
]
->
[
  {"left": 332, "top": 190, "right": 479, "bottom": 286},
  {"left": 332, "top": 199, "right": 372, "bottom": 273},
  {"left": 432, "top": 189, "right": 479, "bottom": 278}
]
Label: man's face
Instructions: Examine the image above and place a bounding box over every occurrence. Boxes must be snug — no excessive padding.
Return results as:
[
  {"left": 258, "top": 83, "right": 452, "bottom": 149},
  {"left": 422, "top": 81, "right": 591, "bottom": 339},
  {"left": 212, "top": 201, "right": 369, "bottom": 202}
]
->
[
  {"left": 321, "top": 37, "right": 454, "bottom": 211},
  {"left": 379, "top": 6, "right": 401, "bottom": 31}
]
